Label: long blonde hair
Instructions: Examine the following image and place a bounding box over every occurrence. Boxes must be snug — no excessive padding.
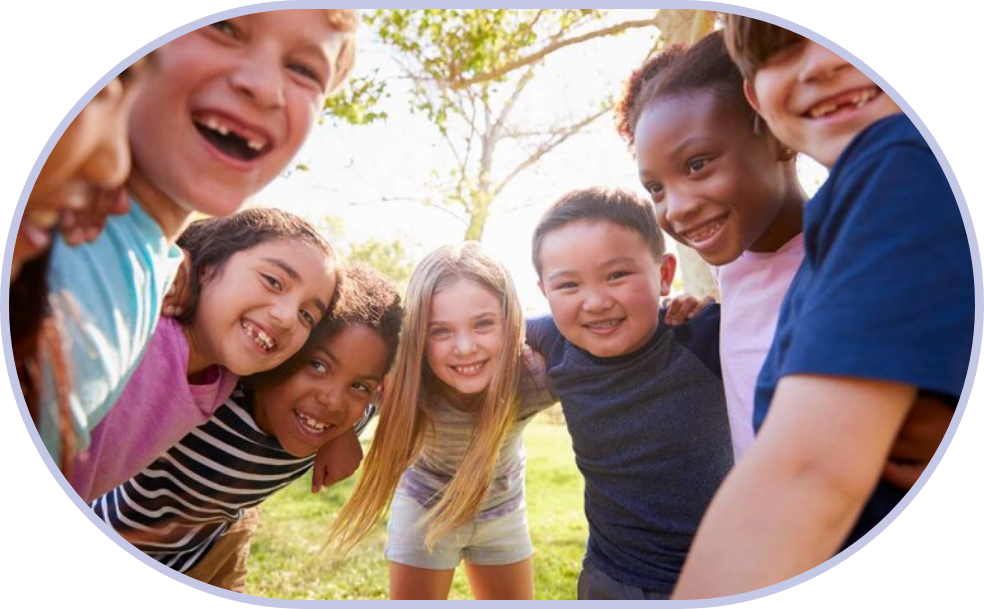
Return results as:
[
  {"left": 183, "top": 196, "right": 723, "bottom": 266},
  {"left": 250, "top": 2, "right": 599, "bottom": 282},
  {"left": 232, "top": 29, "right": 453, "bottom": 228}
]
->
[{"left": 328, "top": 242, "right": 525, "bottom": 551}]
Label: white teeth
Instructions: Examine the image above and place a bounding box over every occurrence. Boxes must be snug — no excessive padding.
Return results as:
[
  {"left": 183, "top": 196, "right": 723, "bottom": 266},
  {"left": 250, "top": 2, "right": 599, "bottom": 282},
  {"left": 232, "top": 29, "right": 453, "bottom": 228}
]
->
[
  {"left": 683, "top": 218, "right": 725, "bottom": 243},
  {"left": 296, "top": 411, "right": 332, "bottom": 433},
  {"left": 809, "top": 89, "right": 878, "bottom": 118},
  {"left": 241, "top": 321, "right": 276, "bottom": 352},
  {"left": 453, "top": 362, "right": 485, "bottom": 375},
  {"left": 587, "top": 320, "right": 619, "bottom": 329},
  {"left": 216, "top": 124, "right": 229, "bottom": 136},
  {"left": 205, "top": 117, "right": 220, "bottom": 130},
  {"left": 247, "top": 139, "right": 265, "bottom": 151}
]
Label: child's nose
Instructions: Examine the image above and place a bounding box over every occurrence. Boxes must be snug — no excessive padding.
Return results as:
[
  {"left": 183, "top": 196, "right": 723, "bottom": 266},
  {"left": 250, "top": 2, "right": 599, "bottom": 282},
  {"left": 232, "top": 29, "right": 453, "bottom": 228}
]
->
[
  {"left": 582, "top": 288, "right": 613, "bottom": 313},
  {"left": 230, "top": 49, "right": 286, "bottom": 109},
  {"left": 453, "top": 334, "right": 477, "bottom": 356},
  {"left": 798, "top": 41, "right": 850, "bottom": 84},
  {"left": 663, "top": 191, "right": 701, "bottom": 226},
  {"left": 317, "top": 387, "right": 347, "bottom": 423},
  {"left": 268, "top": 301, "right": 298, "bottom": 332}
]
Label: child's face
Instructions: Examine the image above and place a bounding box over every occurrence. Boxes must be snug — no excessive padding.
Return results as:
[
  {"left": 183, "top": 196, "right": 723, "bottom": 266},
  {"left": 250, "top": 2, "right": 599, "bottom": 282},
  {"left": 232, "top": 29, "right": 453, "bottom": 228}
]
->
[
  {"left": 538, "top": 220, "right": 674, "bottom": 358},
  {"left": 745, "top": 39, "right": 902, "bottom": 168},
  {"left": 253, "top": 324, "right": 387, "bottom": 457},
  {"left": 634, "top": 90, "right": 796, "bottom": 266},
  {"left": 127, "top": 10, "right": 344, "bottom": 219},
  {"left": 192, "top": 239, "right": 336, "bottom": 376},
  {"left": 13, "top": 63, "right": 148, "bottom": 279},
  {"left": 426, "top": 279, "right": 506, "bottom": 397}
]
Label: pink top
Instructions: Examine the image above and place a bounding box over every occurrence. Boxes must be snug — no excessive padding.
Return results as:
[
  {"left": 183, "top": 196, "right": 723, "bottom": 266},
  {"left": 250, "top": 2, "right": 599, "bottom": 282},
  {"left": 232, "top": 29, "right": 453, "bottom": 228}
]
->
[
  {"left": 69, "top": 317, "right": 238, "bottom": 502},
  {"left": 714, "top": 233, "right": 805, "bottom": 461}
]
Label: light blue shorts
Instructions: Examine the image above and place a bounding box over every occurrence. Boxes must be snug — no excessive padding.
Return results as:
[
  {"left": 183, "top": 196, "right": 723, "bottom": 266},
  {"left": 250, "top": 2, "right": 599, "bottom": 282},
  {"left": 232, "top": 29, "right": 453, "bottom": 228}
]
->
[{"left": 384, "top": 491, "right": 533, "bottom": 570}]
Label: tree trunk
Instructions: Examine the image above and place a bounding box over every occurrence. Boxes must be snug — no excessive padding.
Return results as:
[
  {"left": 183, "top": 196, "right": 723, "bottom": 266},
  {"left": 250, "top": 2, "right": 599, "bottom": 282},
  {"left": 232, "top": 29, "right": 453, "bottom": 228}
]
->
[{"left": 654, "top": 9, "right": 720, "bottom": 300}]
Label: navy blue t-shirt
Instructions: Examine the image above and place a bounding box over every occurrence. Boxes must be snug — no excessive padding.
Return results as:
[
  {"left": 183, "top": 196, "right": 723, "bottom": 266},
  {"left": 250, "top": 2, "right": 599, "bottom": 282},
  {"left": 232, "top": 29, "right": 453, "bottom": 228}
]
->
[
  {"left": 755, "top": 114, "right": 975, "bottom": 547},
  {"left": 528, "top": 306, "right": 733, "bottom": 594}
]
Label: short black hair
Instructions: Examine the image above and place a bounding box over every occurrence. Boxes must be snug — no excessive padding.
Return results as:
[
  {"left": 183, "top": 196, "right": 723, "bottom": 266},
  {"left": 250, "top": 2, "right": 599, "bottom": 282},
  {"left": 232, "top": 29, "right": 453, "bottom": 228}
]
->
[{"left": 532, "top": 187, "right": 665, "bottom": 277}]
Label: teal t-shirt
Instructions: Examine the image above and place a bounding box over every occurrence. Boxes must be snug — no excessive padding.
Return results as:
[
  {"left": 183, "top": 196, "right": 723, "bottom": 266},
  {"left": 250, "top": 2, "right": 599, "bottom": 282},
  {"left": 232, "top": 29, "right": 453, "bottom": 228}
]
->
[{"left": 40, "top": 200, "right": 183, "bottom": 465}]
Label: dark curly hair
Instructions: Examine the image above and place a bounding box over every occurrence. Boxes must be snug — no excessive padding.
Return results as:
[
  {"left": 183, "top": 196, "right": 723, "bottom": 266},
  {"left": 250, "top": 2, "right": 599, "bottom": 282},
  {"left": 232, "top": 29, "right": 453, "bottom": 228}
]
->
[
  {"left": 175, "top": 208, "right": 339, "bottom": 326},
  {"left": 247, "top": 262, "right": 404, "bottom": 389},
  {"left": 615, "top": 30, "right": 759, "bottom": 149}
]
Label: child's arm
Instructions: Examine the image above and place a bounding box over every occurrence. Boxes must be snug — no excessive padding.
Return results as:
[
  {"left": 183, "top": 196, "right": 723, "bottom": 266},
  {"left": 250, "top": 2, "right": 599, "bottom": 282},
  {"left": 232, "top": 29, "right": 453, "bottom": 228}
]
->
[
  {"left": 884, "top": 393, "right": 953, "bottom": 489},
  {"left": 672, "top": 374, "right": 915, "bottom": 599},
  {"left": 311, "top": 429, "right": 363, "bottom": 493}
]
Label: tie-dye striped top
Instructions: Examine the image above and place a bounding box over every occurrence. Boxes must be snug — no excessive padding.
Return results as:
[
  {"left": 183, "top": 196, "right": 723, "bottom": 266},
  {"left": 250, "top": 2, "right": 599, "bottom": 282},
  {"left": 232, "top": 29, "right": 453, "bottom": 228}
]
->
[{"left": 395, "top": 348, "right": 556, "bottom": 521}]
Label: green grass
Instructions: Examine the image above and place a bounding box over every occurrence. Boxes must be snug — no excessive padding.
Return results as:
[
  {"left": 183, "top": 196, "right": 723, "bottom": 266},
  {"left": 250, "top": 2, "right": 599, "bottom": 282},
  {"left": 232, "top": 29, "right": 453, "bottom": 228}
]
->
[{"left": 246, "top": 411, "right": 586, "bottom": 600}]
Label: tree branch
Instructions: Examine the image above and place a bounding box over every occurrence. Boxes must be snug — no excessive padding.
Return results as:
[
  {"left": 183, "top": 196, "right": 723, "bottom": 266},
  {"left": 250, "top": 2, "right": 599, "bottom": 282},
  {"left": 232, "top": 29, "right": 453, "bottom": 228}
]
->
[
  {"left": 445, "top": 17, "right": 657, "bottom": 89},
  {"left": 492, "top": 103, "right": 612, "bottom": 198}
]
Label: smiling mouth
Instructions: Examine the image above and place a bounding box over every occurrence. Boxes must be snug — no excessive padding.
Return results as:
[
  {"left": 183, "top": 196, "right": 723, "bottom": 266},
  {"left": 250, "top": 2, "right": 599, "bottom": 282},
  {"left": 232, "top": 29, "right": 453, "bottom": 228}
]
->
[
  {"left": 242, "top": 320, "right": 277, "bottom": 353},
  {"left": 294, "top": 410, "right": 335, "bottom": 435},
  {"left": 583, "top": 319, "right": 624, "bottom": 334},
  {"left": 805, "top": 87, "right": 881, "bottom": 119},
  {"left": 681, "top": 216, "right": 727, "bottom": 246},
  {"left": 451, "top": 361, "right": 488, "bottom": 376},
  {"left": 193, "top": 111, "right": 272, "bottom": 162}
]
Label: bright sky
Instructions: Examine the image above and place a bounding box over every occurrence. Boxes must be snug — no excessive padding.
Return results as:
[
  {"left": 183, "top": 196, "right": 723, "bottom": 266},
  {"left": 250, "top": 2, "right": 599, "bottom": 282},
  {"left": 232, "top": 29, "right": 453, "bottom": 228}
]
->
[{"left": 251, "top": 11, "right": 825, "bottom": 315}]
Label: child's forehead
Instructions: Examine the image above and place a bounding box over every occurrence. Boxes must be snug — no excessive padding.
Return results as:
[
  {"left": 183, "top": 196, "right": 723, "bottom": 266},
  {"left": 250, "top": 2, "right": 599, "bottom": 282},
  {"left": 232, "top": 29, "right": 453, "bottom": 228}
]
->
[{"left": 541, "top": 219, "right": 655, "bottom": 269}]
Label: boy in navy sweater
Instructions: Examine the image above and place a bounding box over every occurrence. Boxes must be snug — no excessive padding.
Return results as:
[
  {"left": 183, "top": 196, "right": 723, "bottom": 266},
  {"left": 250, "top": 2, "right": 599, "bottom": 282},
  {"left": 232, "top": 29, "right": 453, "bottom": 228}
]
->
[{"left": 527, "top": 187, "right": 734, "bottom": 599}]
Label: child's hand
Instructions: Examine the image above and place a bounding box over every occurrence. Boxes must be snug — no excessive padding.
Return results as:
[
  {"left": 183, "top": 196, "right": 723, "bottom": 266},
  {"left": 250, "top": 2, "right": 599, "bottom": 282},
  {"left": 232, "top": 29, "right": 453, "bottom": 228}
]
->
[
  {"left": 311, "top": 429, "right": 363, "bottom": 494},
  {"left": 884, "top": 394, "right": 953, "bottom": 489},
  {"left": 662, "top": 293, "right": 716, "bottom": 325},
  {"left": 163, "top": 249, "right": 193, "bottom": 317},
  {"left": 61, "top": 187, "right": 130, "bottom": 246}
]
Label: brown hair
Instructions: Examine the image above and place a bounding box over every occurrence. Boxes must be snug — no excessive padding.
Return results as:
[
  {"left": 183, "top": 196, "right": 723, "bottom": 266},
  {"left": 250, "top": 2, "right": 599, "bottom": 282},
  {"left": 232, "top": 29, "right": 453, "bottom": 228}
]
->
[
  {"left": 323, "top": 9, "right": 360, "bottom": 93},
  {"left": 615, "top": 30, "right": 758, "bottom": 149},
  {"left": 532, "top": 187, "right": 666, "bottom": 276},
  {"left": 722, "top": 14, "right": 805, "bottom": 81},
  {"left": 175, "top": 208, "right": 338, "bottom": 326}
]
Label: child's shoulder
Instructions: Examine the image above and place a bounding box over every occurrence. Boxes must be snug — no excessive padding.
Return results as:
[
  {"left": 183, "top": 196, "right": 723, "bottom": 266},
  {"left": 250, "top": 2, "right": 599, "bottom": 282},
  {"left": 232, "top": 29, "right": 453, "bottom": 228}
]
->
[
  {"left": 665, "top": 304, "right": 721, "bottom": 376},
  {"left": 834, "top": 114, "right": 933, "bottom": 180}
]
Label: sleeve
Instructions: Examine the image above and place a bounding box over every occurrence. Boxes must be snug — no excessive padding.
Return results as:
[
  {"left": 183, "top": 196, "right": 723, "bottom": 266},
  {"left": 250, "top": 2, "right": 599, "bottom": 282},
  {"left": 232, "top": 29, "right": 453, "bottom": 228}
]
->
[
  {"left": 673, "top": 303, "right": 722, "bottom": 378},
  {"left": 525, "top": 315, "right": 560, "bottom": 358},
  {"left": 780, "top": 143, "right": 974, "bottom": 399},
  {"left": 41, "top": 205, "right": 183, "bottom": 460}
]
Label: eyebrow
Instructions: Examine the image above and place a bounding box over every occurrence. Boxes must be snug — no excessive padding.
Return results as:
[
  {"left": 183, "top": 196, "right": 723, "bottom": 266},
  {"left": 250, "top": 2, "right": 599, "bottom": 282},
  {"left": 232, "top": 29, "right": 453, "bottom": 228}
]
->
[
  {"left": 320, "top": 347, "right": 382, "bottom": 383},
  {"left": 671, "top": 135, "right": 716, "bottom": 157}
]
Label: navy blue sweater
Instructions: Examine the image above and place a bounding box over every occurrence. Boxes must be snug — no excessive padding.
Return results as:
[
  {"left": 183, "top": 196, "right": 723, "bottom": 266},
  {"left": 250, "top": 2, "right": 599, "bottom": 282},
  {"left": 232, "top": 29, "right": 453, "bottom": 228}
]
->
[{"left": 527, "top": 306, "right": 733, "bottom": 594}]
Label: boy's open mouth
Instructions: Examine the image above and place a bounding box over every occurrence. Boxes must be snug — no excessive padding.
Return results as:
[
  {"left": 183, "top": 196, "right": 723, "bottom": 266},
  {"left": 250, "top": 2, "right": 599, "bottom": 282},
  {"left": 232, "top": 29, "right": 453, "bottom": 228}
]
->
[
  {"left": 804, "top": 87, "right": 881, "bottom": 119},
  {"left": 583, "top": 318, "right": 624, "bottom": 335},
  {"left": 193, "top": 111, "right": 272, "bottom": 162}
]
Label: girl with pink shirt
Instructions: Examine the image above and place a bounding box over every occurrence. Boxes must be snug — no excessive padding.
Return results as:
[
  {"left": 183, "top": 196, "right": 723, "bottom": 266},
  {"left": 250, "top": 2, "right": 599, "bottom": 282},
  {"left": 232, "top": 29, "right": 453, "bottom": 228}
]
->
[
  {"left": 615, "top": 31, "right": 805, "bottom": 461},
  {"left": 69, "top": 208, "right": 339, "bottom": 501}
]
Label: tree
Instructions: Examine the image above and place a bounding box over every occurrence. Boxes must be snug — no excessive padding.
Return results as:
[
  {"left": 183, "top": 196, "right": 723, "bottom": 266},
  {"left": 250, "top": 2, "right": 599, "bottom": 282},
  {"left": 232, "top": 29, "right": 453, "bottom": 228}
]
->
[
  {"left": 347, "top": 238, "right": 414, "bottom": 295},
  {"left": 326, "top": 9, "right": 661, "bottom": 241}
]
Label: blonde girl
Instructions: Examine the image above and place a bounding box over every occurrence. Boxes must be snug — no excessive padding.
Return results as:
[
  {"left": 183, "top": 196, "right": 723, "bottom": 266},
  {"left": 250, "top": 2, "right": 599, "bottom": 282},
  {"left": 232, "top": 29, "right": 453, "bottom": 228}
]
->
[{"left": 329, "top": 242, "right": 554, "bottom": 600}]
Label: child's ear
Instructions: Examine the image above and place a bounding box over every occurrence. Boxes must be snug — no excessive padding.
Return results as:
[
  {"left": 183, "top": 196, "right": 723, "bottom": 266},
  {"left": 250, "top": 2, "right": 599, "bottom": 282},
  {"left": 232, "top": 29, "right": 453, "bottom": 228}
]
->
[
  {"left": 743, "top": 79, "right": 760, "bottom": 113},
  {"left": 659, "top": 253, "right": 677, "bottom": 296}
]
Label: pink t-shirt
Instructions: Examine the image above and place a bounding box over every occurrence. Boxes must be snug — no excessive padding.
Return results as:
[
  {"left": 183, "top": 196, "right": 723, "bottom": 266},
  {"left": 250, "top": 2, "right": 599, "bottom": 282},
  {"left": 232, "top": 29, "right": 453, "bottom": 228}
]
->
[
  {"left": 715, "top": 233, "right": 805, "bottom": 461},
  {"left": 69, "top": 316, "right": 238, "bottom": 502}
]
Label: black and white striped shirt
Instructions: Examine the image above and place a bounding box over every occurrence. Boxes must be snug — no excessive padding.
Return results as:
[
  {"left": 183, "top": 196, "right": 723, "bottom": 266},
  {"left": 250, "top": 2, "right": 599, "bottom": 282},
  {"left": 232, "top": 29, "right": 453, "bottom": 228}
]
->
[{"left": 91, "top": 389, "right": 374, "bottom": 573}]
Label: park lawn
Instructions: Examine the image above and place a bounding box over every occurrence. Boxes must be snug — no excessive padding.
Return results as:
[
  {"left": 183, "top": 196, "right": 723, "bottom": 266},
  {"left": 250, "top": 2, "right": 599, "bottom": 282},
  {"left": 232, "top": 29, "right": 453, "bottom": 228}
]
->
[{"left": 245, "top": 410, "right": 587, "bottom": 600}]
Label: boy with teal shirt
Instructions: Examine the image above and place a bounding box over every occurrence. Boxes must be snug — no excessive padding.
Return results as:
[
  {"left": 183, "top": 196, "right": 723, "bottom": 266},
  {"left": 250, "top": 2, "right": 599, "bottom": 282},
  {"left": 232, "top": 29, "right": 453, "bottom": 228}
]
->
[
  {"left": 673, "top": 18, "right": 975, "bottom": 599},
  {"left": 40, "top": 10, "right": 360, "bottom": 466}
]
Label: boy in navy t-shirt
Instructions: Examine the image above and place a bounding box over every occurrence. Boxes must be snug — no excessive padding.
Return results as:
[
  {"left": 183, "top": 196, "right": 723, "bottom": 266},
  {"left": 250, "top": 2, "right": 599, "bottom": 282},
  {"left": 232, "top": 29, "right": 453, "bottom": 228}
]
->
[
  {"left": 528, "top": 187, "right": 734, "bottom": 599},
  {"left": 673, "top": 18, "right": 975, "bottom": 599}
]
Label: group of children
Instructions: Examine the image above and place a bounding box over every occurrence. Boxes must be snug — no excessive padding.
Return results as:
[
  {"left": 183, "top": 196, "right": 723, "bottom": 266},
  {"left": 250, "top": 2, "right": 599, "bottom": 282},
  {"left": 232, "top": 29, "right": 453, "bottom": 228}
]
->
[{"left": 10, "top": 8, "right": 974, "bottom": 602}]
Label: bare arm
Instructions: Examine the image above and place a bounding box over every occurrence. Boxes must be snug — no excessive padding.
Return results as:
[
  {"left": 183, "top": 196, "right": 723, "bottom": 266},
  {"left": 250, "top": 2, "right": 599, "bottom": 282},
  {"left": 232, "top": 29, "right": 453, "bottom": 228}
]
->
[{"left": 672, "top": 375, "right": 916, "bottom": 599}]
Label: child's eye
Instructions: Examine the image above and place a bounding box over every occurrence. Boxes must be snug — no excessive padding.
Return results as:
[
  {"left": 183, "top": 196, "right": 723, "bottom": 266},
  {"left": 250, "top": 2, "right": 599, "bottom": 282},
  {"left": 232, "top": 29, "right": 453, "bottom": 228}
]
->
[
  {"left": 288, "top": 62, "right": 323, "bottom": 85},
  {"left": 555, "top": 281, "right": 578, "bottom": 291},
  {"left": 262, "top": 274, "right": 283, "bottom": 291},
  {"left": 352, "top": 382, "right": 372, "bottom": 395},
  {"left": 210, "top": 20, "right": 237, "bottom": 37},
  {"left": 687, "top": 157, "right": 710, "bottom": 174},
  {"left": 430, "top": 327, "right": 451, "bottom": 339},
  {"left": 299, "top": 309, "right": 316, "bottom": 327},
  {"left": 608, "top": 270, "right": 630, "bottom": 281},
  {"left": 645, "top": 182, "right": 664, "bottom": 199},
  {"left": 309, "top": 359, "right": 327, "bottom": 374},
  {"left": 475, "top": 319, "right": 496, "bottom": 330}
]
